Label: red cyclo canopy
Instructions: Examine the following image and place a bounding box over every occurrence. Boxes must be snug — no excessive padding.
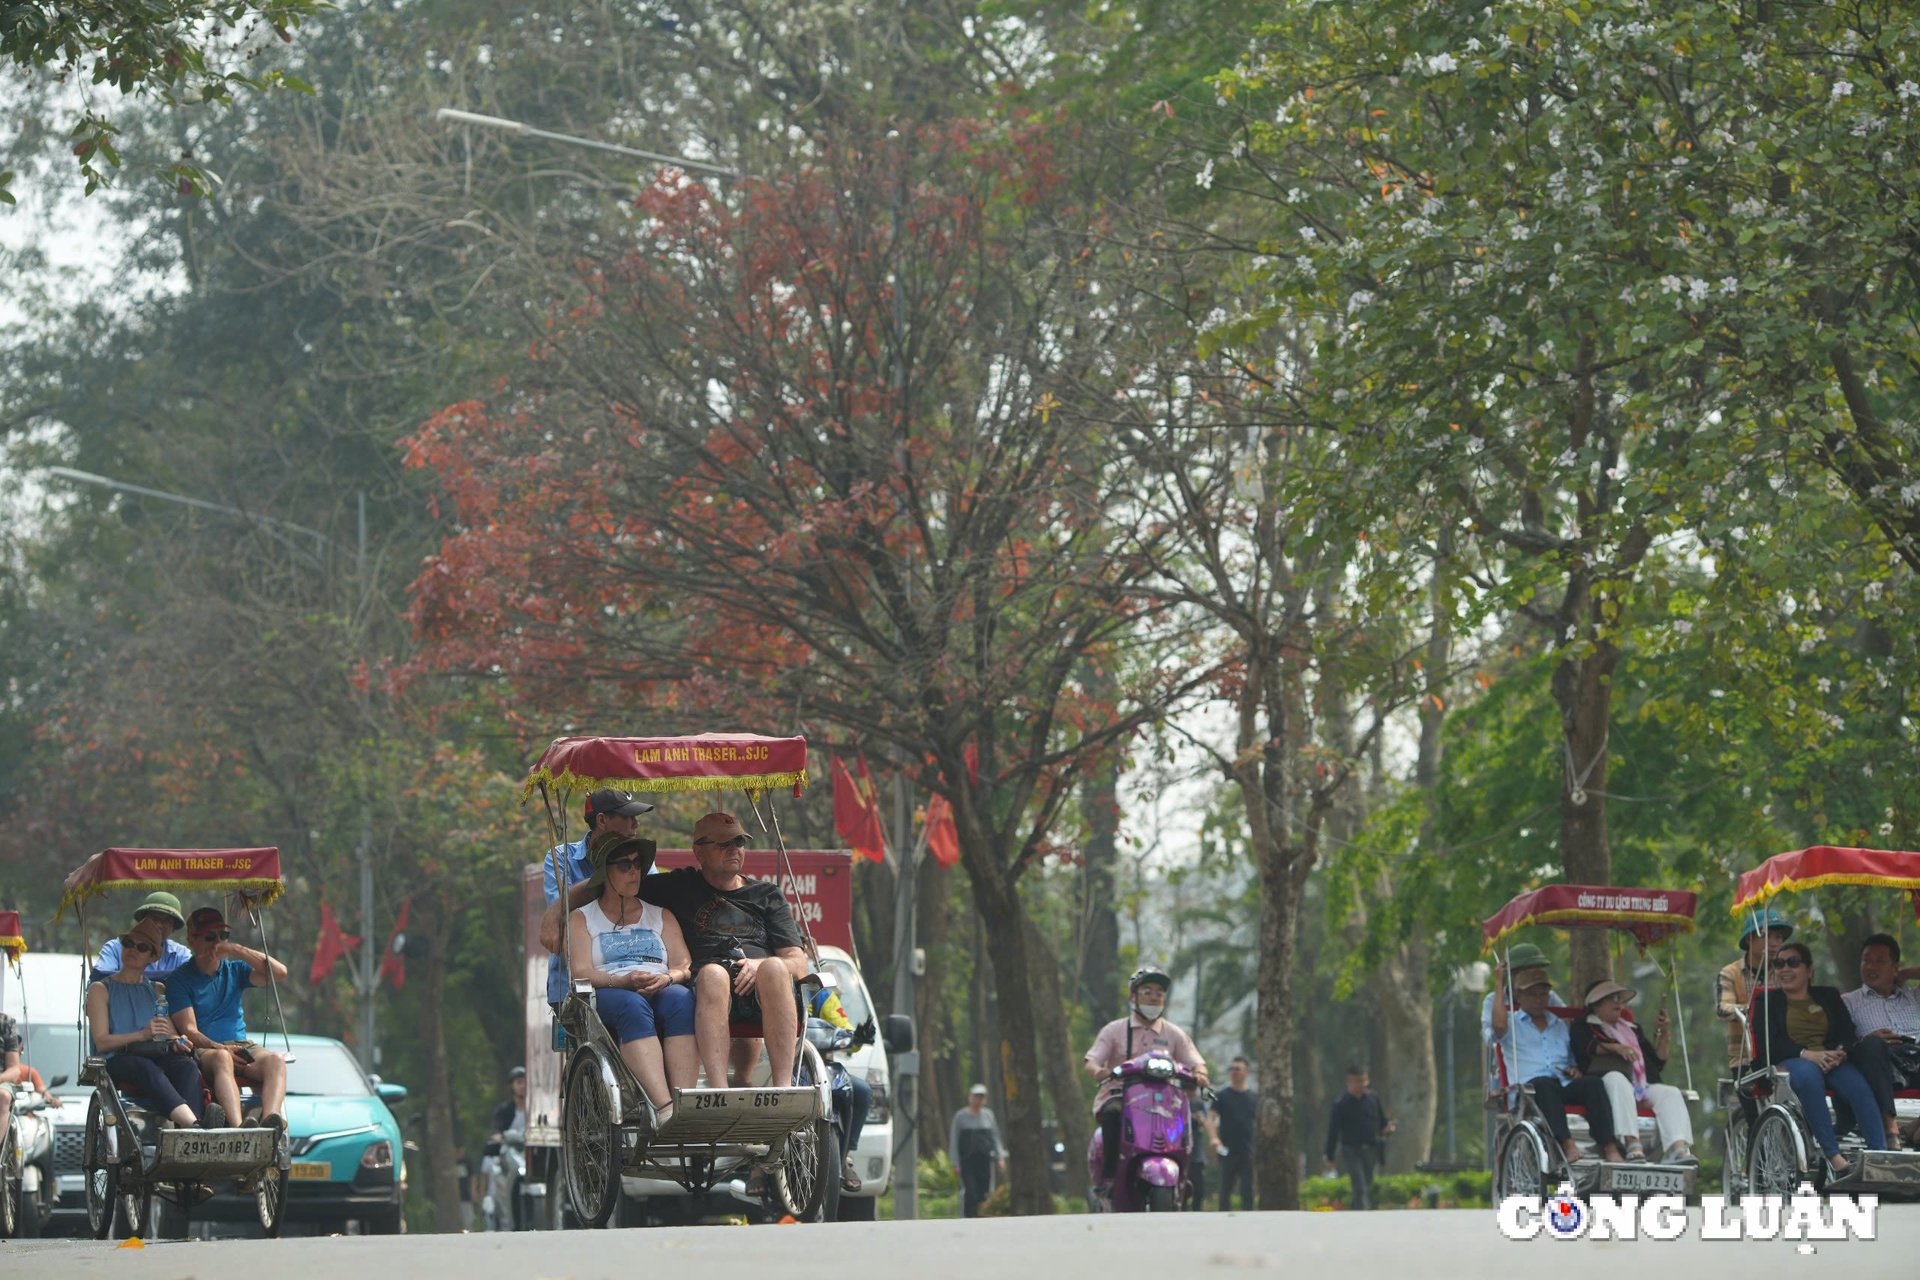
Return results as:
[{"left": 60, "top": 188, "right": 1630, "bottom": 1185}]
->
[
  {"left": 59, "top": 847, "right": 284, "bottom": 920},
  {"left": 1, "top": 909, "right": 23, "bottom": 959},
  {"left": 1733, "top": 846, "right": 1920, "bottom": 919},
  {"left": 1481, "top": 884, "right": 1698, "bottom": 953},
  {"left": 526, "top": 734, "right": 808, "bottom": 798}
]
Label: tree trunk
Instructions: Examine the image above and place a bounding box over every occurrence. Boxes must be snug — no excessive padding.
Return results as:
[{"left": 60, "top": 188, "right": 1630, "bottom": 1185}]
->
[
  {"left": 916, "top": 861, "right": 959, "bottom": 1158},
  {"left": 1251, "top": 836, "right": 1306, "bottom": 1210},
  {"left": 961, "top": 848, "right": 1055, "bottom": 1214},
  {"left": 1552, "top": 634, "right": 1618, "bottom": 996},
  {"left": 1373, "top": 943, "right": 1436, "bottom": 1173},
  {"left": 419, "top": 902, "right": 463, "bottom": 1231},
  {"left": 1080, "top": 754, "right": 1122, "bottom": 1014},
  {"left": 1024, "top": 914, "right": 1091, "bottom": 1199}
]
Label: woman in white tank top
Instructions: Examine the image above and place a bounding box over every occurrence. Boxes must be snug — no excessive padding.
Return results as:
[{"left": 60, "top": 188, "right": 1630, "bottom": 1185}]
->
[{"left": 567, "top": 832, "right": 697, "bottom": 1119}]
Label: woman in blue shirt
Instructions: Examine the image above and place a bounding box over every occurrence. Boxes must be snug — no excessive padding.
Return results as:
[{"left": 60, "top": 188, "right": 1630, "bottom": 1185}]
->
[{"left": 84, "top": 918, "right": 205, "bottom": 1128}]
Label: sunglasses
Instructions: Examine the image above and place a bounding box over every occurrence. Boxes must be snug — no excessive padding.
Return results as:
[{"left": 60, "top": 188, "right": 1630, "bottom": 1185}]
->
[
  {"left": 606, "top": 856, "right": 646, "bottom": 873},
  {"left": 197, "top": 928, "right": 232, "bottom": 943},
  {"left": 1773, "top": 957, "right": 1807, "bottom": 969},
  {"left": 695, "top": 836, "right": 749, "bottom": 849},
  {"left": 120, "top": 936, "right": 157, "bottom": 956}
]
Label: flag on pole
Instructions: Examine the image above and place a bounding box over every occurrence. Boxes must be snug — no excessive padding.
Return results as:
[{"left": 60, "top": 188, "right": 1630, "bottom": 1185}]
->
[
  {"left": 310, "top": 901, "right": 360, "bottom": 984},
  {"left": 925, "top": 794, "right": 960, "bottom": 869},
  {"left": 832, "top": 756, "right": 889, "bottom": 863}
]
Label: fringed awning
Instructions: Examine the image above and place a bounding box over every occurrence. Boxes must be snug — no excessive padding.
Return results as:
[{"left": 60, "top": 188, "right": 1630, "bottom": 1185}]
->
[
  {"left": 58, "top": 848, "right": 285, "bottom": 921},
  {"left": 1734, "top": 846, "right": 1920, "bottom": 921},
  {"left": 525, "top": 734, "right": 809, "bottom": 799},
  {"left": 1482, "top": 885, "right": 1698, "bottom": 953}
]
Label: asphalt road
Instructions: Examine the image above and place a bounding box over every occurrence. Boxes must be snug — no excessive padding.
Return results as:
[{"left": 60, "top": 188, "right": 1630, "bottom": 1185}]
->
[{"left": 5, "top": 1207, "right": 1918, "bottom": 1279}]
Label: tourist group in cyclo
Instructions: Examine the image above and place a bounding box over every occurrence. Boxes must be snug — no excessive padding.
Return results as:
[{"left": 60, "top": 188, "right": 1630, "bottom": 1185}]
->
[
  {"left": 1483, "top": 849, "right": 1920, "bottom": 1212},
  {"left": 9, "top": 732, "right": 1920, "bottom": 1237}
]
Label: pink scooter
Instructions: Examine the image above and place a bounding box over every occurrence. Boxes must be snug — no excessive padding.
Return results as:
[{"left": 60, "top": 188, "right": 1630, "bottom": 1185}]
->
[{"left": 1086, "top": 1052, "right": 1201, "bottom": 1211}]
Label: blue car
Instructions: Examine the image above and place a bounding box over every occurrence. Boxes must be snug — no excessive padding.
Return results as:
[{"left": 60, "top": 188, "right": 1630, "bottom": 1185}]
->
[{"left": 201, "top": 1034, "right": 407, "bottom": 1235}]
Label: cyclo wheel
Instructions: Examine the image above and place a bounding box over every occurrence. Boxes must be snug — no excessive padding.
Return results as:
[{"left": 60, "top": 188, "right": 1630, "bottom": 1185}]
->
[
  {"left": 1, "top": 1119, "right": 19, "bottom": 1239},
  {"left": 1493, "top": 1122, "right": 1549, "bottom": 1200},
  {"left": 1722, "top": 1108, "right": 1752, "bottom": 1203},
  {"left": 772, "top": 1039, "right": 831, "bottom": 1221},
  {"left": 562, "top": 1048, "right": 621, "bottom": 1229},
  {"left": 257, "top": 1163, "right": 286, "bottom": 1238},
  {"left": 1746, "top": 1106, "right": 1807, "bottom": 1199},
  {"left": 115, "top": 1175, "right": 150, "bottom": 1240},
  {"left": 83, "top": 1091, "right": 116, "bottom": 1240}
]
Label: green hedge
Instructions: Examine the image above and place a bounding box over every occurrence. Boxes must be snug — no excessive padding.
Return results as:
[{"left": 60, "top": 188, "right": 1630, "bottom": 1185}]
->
[{"left": 1303, "top": 1170, "right": 1492, "bottom": 1209}]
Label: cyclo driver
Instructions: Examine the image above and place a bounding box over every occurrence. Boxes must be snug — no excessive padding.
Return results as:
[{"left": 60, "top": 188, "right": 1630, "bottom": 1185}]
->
[
  {"left": 1084, "top": 966, "right": 1209, "bottom": 1192},
  {"left": 640, "top": 813, "right": 808, "bottom": 1089}
]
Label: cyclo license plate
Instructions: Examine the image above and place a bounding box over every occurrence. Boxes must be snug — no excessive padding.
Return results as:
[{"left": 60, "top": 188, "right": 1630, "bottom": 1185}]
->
[
  {"left": 168, "top": 1131, "right": 271, "bottom": 1162},
  {"left": 1606, "top": 1167, "right": 1685, "bottom": 1194}
]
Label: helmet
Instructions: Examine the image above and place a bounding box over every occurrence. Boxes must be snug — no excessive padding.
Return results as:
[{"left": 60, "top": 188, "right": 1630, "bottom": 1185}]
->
[
  {"left": 1128, "top": 965, "right": 1173, "bottom": 995},
  {"left": 1737, "top": 907, "right": 1794, "bottom": 947},
  {"left": 508, "top": 1065, "right": 527, "bottom": 1081}
]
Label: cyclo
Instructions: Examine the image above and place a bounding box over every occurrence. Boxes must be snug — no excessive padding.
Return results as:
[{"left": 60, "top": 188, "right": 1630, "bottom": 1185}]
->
[
  {"left": 1483, "top": 883, "right": 1701, "bottom": 1200},
  {"left": 58, "top": 847, "right": 294, "bottom": 1239},
  {"left": 1727, "top": 845, "right": 1920, "bottom": 1198},
  {"left": 530, "top": 733, "right": 838, "bottom": 1226}
]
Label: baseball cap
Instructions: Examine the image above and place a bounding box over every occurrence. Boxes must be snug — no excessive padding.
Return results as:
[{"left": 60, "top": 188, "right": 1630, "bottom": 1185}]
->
[
  {"left": 187, "top": 906, "right": 227, "bottom": 932},
  {"left": 508, "top": 1065, "right": 527, "bottom": 1081},
  {"left": 692, "top": 812, "right": 750, "bottom": 846},
  {"left": 969, "top": 1083, "right": 988, "bottom": 1097},
  {"left": 585, "top": 789, "right": 655, "bottom": 821}
]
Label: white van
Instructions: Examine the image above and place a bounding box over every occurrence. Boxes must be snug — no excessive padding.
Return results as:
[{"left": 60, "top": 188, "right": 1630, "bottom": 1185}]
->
[{"left": 2, "top": 952, "right": 97, "bottom": 1231}]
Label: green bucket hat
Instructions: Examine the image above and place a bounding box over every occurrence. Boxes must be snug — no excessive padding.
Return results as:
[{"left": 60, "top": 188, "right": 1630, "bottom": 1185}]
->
[
  {"left": 583, "top": 830, "right": 657, "bottom": 898},
  {"left": 1737, "top": 907, "right": 1794, "bottom": 947},
  {"left": 1503, "top": 942, "right": 1550, "bottom": 973},
  {"left": 131, "top": 891, "right": 186, "bottom": 929}
]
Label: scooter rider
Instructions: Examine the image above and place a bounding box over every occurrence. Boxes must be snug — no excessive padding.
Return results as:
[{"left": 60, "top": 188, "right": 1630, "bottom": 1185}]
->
[
  {"left": 1084, "top": 966, "right": 1209, "bottom": 1189},
  {"left": 482, "top": 1066, "right": 528, "bottom": 1230}
]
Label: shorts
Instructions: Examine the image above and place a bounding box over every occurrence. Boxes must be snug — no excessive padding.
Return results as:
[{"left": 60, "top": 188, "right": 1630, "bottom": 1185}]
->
[
  {"left": 196, "top": 1040, "right": 269, "bottom": 1069},
  {"left": 596, "top": 983, "right": 695, "bottom": 1043}
]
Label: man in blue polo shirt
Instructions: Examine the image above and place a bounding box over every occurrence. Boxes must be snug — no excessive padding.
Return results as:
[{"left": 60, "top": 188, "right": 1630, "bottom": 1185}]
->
[
  {"left": 93, "top": 891, "right": 192, "bottom": 978},
  {"left": 1483, "top": 945, "right": 1623, "bottom": 1164},
  {"left": 167, "top": 906, "right": 290, "bottom": 1129},
  {"left": 538, "top": 789, "right": 656, "bottom": 1007}
]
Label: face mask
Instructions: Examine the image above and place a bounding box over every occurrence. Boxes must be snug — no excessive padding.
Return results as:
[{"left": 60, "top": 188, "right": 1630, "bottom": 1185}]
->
[{"left": 1134, "top": 1001, "right": 1165, "bottom": 1021}]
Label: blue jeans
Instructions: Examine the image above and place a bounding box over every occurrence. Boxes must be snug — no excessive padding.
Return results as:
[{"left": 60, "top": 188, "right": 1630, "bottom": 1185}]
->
[{"left": 1779, "top": 1058, "right": 1886, "bottom": 1157}]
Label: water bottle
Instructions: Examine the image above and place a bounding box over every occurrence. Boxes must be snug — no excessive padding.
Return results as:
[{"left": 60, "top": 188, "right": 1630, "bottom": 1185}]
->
[{"left": 152, "top": 986, "right": 172, "bottom": 1043}]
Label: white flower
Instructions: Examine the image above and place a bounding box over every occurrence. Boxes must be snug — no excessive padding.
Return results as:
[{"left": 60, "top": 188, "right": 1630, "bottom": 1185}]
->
[
  {"left": 1672, "top": 618, "right": 1693, "bottom": 636},
  {"left": 1565, "top": 624, "right": 1578, "bottom": 642},
  {"left": 1719, "top": 276, "right": 1740, "bottom": 295},
  {"left": 1900, "top": 81, "right": 1920, "bottom": 101},
  {"left": 1881, "top": 822, "right": 1896, "bottom": 837},
  {"left": 1659, "top": 274, "right": 1684, "bottom": 293},
  {"left": 1286, "top": 187, "right": 1307, "bottom": 204},
  {"left": 1299, "top": 225, "right": 1317, "bottom": 241},
  {"left": 1346, "top": 289, "right": 1376, "bottom": 316},
  {"left": 1195, "top": 159, "right": 1215, "bottom": 190},
  {"left": 1831, "top": 80, "right": 1854, "bottom": 100},
  {"left": 1688, "top": 278, "right": 1709, "bottom": 302},
  {"left": 1427, "top": 52, "right": 1458, "bottom": 74},
  {"left": 1485, "top": 315, "right": 1507, "bottom": 337},
  {"left": 1816, "top": 676, "right": 1833, "bottom": 694}
]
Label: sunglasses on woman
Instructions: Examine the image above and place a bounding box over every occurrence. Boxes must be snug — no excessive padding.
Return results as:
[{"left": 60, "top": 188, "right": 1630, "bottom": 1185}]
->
[
  {"left": 119, "top": 936, "right": 157, "bottom": 956},
  {"left": 1773, "top": 957, "right": 1806, "bottom": 969},
  {"left": 607, "top": 856, "right": 646, "bottom": 873}
]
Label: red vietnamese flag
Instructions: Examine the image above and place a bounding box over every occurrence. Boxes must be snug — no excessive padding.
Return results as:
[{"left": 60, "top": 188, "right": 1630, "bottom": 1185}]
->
[
  {"left": 378, "top": 898, "right": 411, "bottom": 990},
  {"left": 310, "top": 901, "right": 361, "bottom": 984},
  {"left": 832, "top": 757, "right": 888, "bottom": 863},
  {"left": 925, "top": 794, "right": 960, "bottom": 869}
]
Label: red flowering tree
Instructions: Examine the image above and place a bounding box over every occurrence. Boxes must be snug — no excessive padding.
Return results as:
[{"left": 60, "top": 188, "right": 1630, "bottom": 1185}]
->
[{"left": 400, "top": 117, "right": 1209, "bottom": 1211}]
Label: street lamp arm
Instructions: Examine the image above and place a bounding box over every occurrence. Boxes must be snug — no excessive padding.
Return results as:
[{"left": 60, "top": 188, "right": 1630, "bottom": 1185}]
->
[
  {"left": 434, "top": 107, "right": 742, "bottom": 179},
  {"left": 44, "top": 466, "right": 330, "bottom": 547}
]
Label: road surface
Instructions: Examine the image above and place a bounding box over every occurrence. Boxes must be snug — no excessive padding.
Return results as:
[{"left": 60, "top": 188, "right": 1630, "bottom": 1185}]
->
[{"left": 6, "top": 1207, "right": 1917, "bottom": 1278}]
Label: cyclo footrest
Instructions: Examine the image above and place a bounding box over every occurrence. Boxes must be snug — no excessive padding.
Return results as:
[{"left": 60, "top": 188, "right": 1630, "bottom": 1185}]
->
[{"left": 650, "top": 1087, "right": 818, "bottom": 1145}]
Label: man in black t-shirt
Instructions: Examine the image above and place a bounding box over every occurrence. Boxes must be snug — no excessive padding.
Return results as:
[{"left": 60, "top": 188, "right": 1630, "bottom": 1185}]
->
[
  {"left": 1212, "top": 1055, "right": 1258, "bottom": 1211},
  {"left": 641, "top": 812, "right": 807, "bottom": 1088}
]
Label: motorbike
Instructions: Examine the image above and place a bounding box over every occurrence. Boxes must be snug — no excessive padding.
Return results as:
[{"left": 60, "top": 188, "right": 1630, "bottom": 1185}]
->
[
  {"left": 482, "top": 1126, "right": 530, "bottom": 1231},
  {"left": 2, "top": 1075, "right": 64, "bottom": 1239},
  {"left": 1086, "top": 1052, "right": 1201, "bottom": 1213}
]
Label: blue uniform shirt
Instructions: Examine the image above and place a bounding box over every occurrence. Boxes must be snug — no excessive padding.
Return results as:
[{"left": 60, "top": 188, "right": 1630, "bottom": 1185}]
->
[
  {"left": 164, "top": 958, "right": 255, "bottom": 1043},
  {"left": 544, "top": 837, "right": 591, "bottom": 1005},
  {"left": 95, "top": 936, "right": 191, "bottom": 980}
]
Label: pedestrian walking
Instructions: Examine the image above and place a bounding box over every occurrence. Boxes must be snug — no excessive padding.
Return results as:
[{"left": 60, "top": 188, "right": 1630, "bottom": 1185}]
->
[
  {"left": 949, "top": 1083, "right": 1007, "bottom": 1217},
  {"left": 1323, "top": 1065, "right": 1393, "bottom": 1210}
]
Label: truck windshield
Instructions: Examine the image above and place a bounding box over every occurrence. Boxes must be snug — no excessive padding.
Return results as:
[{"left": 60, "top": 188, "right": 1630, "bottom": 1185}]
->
[
  {"left": 20, "top": 1023, "right": 90, "bottom": 1097},
  {"left": 818, "top": 956, "right": 872, "bottom": 1025}
]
